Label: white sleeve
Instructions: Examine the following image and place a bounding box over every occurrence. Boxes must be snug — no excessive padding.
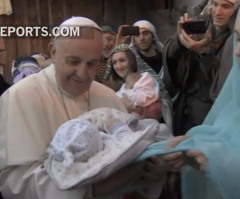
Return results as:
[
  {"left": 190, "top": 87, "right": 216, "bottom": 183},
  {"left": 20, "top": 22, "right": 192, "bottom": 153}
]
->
[{"left": 0, "top": 162, "right": 93, "bottom": 199}]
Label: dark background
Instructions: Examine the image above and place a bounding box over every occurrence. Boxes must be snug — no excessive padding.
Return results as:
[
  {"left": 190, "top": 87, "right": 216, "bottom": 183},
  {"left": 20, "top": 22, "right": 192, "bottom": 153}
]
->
[{"left": 0, "top": 0, "right": 201, "bottom": 82}]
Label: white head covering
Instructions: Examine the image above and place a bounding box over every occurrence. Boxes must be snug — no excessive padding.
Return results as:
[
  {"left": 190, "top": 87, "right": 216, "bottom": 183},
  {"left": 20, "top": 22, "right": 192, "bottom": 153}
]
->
[
  {"left": 54, "top": 16, "right": 102, "bottom": 40},
  {"left": 208, "top": 0, "right": 237, "bottom": 6},
  {"left": 131, "top": 20, "right": 163, "bottom": 52},
  {"left": 59, "top": 16, "right": 101, "bottom": 30}
]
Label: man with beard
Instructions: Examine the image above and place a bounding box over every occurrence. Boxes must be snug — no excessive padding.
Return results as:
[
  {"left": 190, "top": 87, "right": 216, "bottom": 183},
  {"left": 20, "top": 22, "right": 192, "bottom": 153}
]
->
[
  {"left": 95, "top": 25, "right": 116, "bottom": 83},
  {"left": 131, "top": 20, "right": 164, "bottom": 75}
]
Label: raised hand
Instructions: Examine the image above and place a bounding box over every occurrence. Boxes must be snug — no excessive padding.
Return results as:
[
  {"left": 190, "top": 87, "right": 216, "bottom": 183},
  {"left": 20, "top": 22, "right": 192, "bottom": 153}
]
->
[
  {"left": 177, "top": 13, "right": 211, "bottom": 54},
  {"left": 115, "top": 25, "right": 131, "bottom": 46}
]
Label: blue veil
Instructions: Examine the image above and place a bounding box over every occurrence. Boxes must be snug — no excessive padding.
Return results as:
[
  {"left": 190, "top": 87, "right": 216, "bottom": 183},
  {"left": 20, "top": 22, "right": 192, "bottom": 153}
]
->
[{"left": 138, "top": 8, "right": 240, "bottom": 199}]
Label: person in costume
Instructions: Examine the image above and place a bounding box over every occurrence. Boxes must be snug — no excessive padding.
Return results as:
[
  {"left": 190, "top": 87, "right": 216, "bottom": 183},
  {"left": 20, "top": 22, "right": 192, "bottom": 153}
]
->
[
  {"left": 163, "top": 0, "right": 240, "bottom": 135},
  {"left": 105, "top": 43, "right": 173, "bottom": 131},
  {"left": 0, "top": 16, "right": 179, "bottom": 199},
  {"left": 139, "top": 6, "right": 240, "bottom": 199}
]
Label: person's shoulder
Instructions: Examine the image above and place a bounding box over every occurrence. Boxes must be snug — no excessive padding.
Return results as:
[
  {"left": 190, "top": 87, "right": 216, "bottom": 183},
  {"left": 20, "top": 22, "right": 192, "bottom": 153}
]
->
[
  {"left": 2, "top": 70, "right": 47, "bottom": 100},
  {"left": 90, "top": 81, "right": 127, "bottom": 112},
  {"left": 91, "top": 81, "right": 116, "bottom": 94}
]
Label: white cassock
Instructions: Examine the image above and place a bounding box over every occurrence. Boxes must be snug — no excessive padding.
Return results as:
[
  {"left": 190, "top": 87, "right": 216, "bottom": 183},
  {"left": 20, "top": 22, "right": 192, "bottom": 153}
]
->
[{"left": 0, "top": 64, "right": 129, "bottom": 199}]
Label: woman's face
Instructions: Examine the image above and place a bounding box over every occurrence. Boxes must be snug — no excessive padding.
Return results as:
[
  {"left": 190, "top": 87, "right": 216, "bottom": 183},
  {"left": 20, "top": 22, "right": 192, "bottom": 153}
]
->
[{"left": 111, "top": 51, "right": 134, "bottom": 79}]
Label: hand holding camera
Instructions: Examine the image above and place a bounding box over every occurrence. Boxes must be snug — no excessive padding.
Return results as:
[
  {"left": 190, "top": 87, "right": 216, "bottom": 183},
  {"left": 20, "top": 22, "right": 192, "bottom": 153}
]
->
[
  {"left": 182, "top": 21, "right": 206, "bottom": 34},
  {"left": 115, "top": 25, "right": 140, "bottom": 46},
  {"left": 121, "top": 26, "right": 140, "bottom": 36},
  {"left": 178, "top": 13, "right": 211, "bottom": 54}
]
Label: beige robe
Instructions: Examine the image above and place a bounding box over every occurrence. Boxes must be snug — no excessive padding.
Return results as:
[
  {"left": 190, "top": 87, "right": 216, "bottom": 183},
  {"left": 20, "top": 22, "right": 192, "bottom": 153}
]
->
[{"left": 0, "top": 64, "right": 127, "bottom": 199}]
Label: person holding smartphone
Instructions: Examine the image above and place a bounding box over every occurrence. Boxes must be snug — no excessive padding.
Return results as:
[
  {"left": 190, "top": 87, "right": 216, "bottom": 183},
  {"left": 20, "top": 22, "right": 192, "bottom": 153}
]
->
[
  {"left": 103, "top": 44, "right": 173, "bottom": 131},
  {"left": 0, "top": 16, "right": 177, "bottom": 199},
  {"left": 116, "top": 20, "right": 164, "bottom": 75},
  {"left": 115, "top": 22, "right": 173, "bottom": 135},
  {"left": 161, "top": 7, "right": 240, "bottom": 199},
  {"left": 162, "top": 1, "right": 239, "bottom": 199},
  {"left": 163, "top": 0, "right": 239, "bottom": 135}
]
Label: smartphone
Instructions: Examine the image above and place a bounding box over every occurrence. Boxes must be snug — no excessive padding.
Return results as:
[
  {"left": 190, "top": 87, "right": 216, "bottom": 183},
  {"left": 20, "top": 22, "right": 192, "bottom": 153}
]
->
[
  {"left": 182, "top": 21, "right": 207, "bottom": 34},
  {"left": 121, "top": 26, "right": 140, "bottom": 36}
]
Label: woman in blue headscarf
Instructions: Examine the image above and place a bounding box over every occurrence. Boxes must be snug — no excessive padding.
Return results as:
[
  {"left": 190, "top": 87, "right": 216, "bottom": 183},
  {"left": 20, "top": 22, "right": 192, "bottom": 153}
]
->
[{"left": 138, "top": 6, "right": 240, "bottom": 199}]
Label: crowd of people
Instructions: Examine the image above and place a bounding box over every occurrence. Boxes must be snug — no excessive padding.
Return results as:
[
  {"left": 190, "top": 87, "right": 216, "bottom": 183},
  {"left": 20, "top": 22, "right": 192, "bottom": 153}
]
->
[{"left": 0, "top": 0, "right": 240, "bottom": 199}]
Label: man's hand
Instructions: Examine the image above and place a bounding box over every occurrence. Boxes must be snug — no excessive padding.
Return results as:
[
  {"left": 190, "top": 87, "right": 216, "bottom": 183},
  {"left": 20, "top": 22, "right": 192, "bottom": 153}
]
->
[
  {"left": 163, "top": 136, "right": 208, "bottom": 171},
  {"left": 177, "top": 13, "right": 192, "bottom": 36},
  {"left": 143, "top": 157, "right": 167, "bottom": 179},
  {"left": 135, "top": 157, "right": 167, "bottom": 184},
  {"left": 159, "top": 136, "right": 189, "bottom": 171},
  {"left": 177, "top": 13, "right": 211, "bottom": 54},
  {"left": 186, "top": 150, "right": 208, "bottom": 171},
  {"left": 115, "top": 25, "right": 131, "bottom": 46},
  {"left": 165, "top": 135, "right": 190, "bottom": 149},
  {"left": 179, "top": 30, "right": 211, "bottom": 54}
]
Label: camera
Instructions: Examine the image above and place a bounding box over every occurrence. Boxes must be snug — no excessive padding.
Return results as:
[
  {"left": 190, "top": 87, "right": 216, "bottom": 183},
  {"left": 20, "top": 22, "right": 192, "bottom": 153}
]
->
[
  {"left": 182, "top": 21, "right": 207, "bottom": 34},
  {"left": 121, "top": 26, "right": 140, "bottom": 36}
]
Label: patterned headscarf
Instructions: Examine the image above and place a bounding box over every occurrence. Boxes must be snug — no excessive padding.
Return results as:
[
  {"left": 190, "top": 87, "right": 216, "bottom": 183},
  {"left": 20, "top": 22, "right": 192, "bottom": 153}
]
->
[{"left": 109, "top": 43, "right": 131, "bottom": 57}]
